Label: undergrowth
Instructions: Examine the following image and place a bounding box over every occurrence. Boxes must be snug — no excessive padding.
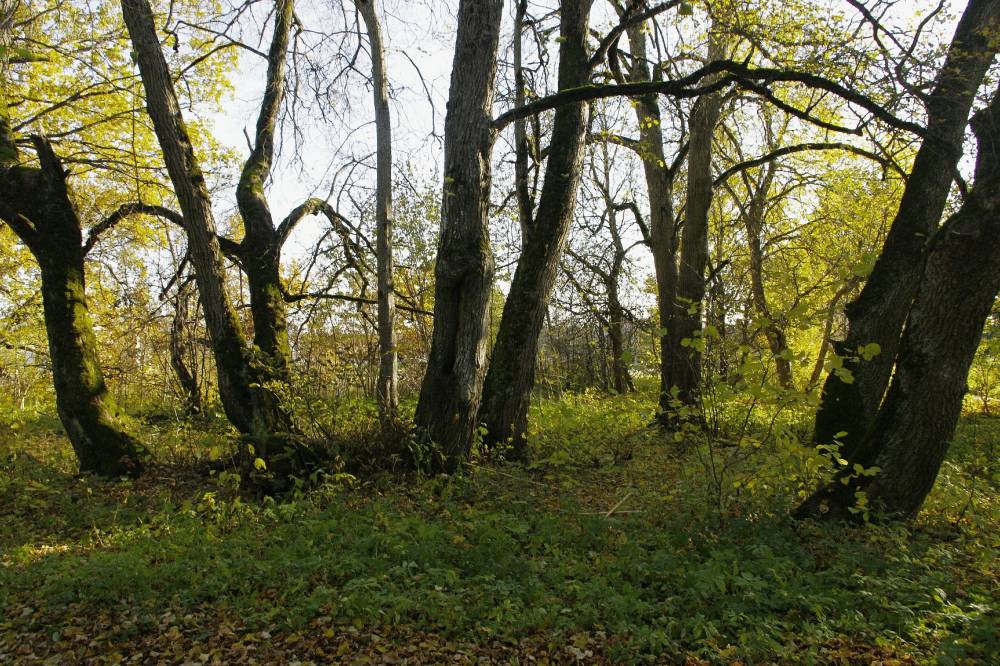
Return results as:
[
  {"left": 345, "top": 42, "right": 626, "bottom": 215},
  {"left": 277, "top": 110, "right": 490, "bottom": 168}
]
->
[{"left": 0, "top": 388, "right": 997, "bottom": 664}]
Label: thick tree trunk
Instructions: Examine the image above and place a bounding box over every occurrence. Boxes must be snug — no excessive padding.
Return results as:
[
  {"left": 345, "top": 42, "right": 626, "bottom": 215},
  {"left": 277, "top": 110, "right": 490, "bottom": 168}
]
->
[
  {"left": 0, "top": 137, "right": 144, "bottom": 477},
  {"left": 798, "top": 89, "right": 1000, "bottom": 519},
  {"left": 670, "top": 81, "right": 723, "bottom": 409},
  {"left": 122, "top": 0, "right": 307, "bottom": 485},
  {"left": 356, "top": 0, "right": 399, "bottom": 421},
  {"left": 813, "top": 0, "right": 1000, "bottom": 455},
  {"left": 414, "top": 0, "right": 503, "bottom": 472},
  {"left": 478, "top": 0, "right": 592, "bottom": 456}
]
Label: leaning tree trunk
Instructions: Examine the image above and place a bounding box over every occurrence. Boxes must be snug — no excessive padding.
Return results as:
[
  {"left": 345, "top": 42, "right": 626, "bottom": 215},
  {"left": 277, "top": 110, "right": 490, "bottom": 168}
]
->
[
  {"left": 414, "top": 0, "right": 504, "bottom": 472},
  {"left": 122, "top": 0, "right": 308, "bottom": 485},
  {"left": 0, "top": 136, "right": 144, "bottom": 477},
  {"left": 797, "top": 88, "right": 1000, "bottom": 520},
  {"left": 812, "top": 0, "right": 1000, "bottom": 456},
  {"left": 356, "top": 0, "right": 398, "bottom": 422},
  {"left": 477, "top": 0, "right": 592, "bottom": 457},
  {"left": 669, "top": 77, "right": 723, "bottom": 411}
]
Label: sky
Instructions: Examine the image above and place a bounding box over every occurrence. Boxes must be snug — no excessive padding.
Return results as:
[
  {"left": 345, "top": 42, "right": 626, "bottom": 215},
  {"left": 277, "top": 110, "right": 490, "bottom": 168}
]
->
[{"left": 202, "top": 0, "right": 967, "bottom": 299}]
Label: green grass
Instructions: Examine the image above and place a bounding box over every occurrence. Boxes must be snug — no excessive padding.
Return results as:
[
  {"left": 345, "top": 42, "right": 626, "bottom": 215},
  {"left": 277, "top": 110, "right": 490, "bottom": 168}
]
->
[{"left": 0, "top": 392, "right": 997, "bottom": 664}]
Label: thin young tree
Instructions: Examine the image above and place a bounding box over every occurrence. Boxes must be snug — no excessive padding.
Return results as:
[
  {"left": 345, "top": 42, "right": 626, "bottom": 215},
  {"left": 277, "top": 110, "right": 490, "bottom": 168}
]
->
[{"left": 354, "top": 0, "right": 398, "bottom": 422}]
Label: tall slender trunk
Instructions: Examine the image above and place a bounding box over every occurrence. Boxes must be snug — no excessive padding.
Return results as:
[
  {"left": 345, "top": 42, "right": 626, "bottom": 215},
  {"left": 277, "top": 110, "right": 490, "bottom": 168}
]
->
[
  {"left": 478, "top": 0, "right": 592, "bottom": 456},
  {"left": 122, "top": 0, "right": 307, "bottom": 484},
  {"left": 621, "top": 22, "right": 680, "bottom": 427},
  {"left": 670, "top": 45, "right": 724, "bottom": 409},
  {"left": 512, "top": 0, "right": 534, "bottom": 242},
  {"left": 0, "top": 136, "right": 144, "bottom": 477},
  {"left": 356, "top": 0, "right": 398, "bottom": 421},
  {"left": 236, "top": 0, "right": 295, "bottom": 382},
  {"left": 414, "top": 0, "right": 503, "bottom": 472},
  {"left": 812, "top": 0, "right": 1000, "bottom": 456},
  {"left": 798, "top": 87, "right": 1000, "bottom": 519},
  {"left": 744, "top": 161, "right": 793, "bottom": 389}
]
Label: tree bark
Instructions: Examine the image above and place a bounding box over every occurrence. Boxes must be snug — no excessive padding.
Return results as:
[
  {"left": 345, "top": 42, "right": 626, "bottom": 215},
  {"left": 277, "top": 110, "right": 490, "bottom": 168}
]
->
[
  {"left": 620, "top": 20, "right": 681, "bottom": 427},
  {"left": 798, "top": 87, "right": 1000, "bottom": 519},
  {"left": 0, "top": 136, "right": 144, "bottom": 477},
  {"left": 414, "top": 0, "right": 503, "bottom": 472},
  {"left": 356, "top": 0, "right": 398, "bottom": 422},
  {"left": 812, "top": 0, "right": 1000, "bottom": 456},
  {"left": 669, "top": 40, "right": 724, "bottom": 409},
  {"left": 170, "top": 278, "right": 202, "bottom": 415},
  {"left": 122, "top": 0, "right": 308, "bottom": 485},
  {"left": 478, "top": 0, "right": 592, "bottom": 457},
  {"left": 743, "top": 161, "right": 793, "bottom": 389},
  {"left": 236, "top": 0, "right": 294, "bottom": 383}
]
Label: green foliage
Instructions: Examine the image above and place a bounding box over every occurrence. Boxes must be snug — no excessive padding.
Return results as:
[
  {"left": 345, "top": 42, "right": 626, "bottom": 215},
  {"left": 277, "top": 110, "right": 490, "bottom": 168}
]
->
[
  {"left": 1, "top": 394, "right": 997, "bottom": 663},
  {"left": 525, "top": 388, "right": 654, "bottom": 469}
]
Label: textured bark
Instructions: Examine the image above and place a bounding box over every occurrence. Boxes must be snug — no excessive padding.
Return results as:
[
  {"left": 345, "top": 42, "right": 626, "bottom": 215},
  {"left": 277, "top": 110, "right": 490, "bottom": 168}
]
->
[
  {"left": 670, "top": 61, "right": 724, "bottom": 409},
  {"left": 170, "top": 279, "right": 202, "bottom": 415},
  {"left": 512, "top": 0, "right": 534, "bottom": 242},
  {"left": 414, "top": 0, "right": 503, "bottom": 472},
  {"left": 605, "top": 265, "right": 635, "bottom": 395},
  {"left": 813, "top": 0, "right": 1000, "bottom": 455},
  {"left": 236, "top": 0, "right": 294, "bottom": 385},
  {"left": 621, "top": 21, "right": 680, "bottom": 427},
  {"left": 798, "top": 88, "right": 1000, "bottom": 519},
  {"left": 356, "top": 0, "right": 398, "bottom": 421},
  {"left": 478, "top": 0, "right": 592, "bottom": 456},
  {"left": 123, "top": 0, "right": 307, "bottom": 484},
  {"left": 743, "top": 161, "right": 793, "bottom": 389},
  {"left": 0, "top": 137, "right": 144, "bottom": 477}
]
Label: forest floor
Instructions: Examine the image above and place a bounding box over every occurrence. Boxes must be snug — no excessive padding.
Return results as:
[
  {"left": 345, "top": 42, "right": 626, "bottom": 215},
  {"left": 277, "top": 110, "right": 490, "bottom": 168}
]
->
[{"left": 0, "top": 391, "right": 997, "bottom": 665}]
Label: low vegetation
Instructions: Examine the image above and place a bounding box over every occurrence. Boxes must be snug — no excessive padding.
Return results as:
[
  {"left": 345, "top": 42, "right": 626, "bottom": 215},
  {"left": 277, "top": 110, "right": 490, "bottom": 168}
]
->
[{"left": 2, "top": 388, "right": 997, "bottom": 664}]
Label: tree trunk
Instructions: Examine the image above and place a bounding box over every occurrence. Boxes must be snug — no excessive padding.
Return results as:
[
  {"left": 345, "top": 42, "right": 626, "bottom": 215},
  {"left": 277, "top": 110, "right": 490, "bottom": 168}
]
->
[
  {"left": 798, "top": 88, "right": 1000, "bottom": 519},
  {"left": 356, "top": 0, "right": 398, "bottom": 422},
  {"left": 0, "top": 136, "right": 144, "bottom": 477},
  {"left": 478, "top": 0, "right": 592, "bottom": 456},
  {"left": 606, "top": 277, "right": 634, "bottom": 394},
  {"left": 122, "top": 0, "right": 307, "bottom": 485},
  {"left": 236, "top": 0, "right": 295, "bottom": 383},
  {"left": 414, "top": 0, "right": 504, "bottom": 472},
  {"left": 621, "top": 21, "right": 680, "bottom": 428},
  {"left": 744, "top": 161, "right": 793, "bottom": 389},
  {"left": 812, "top": 0, "right": 1000, "bottom": 456},
  {"left": 670, "top": 67, "right": 724, "bottom": 410},
  {"left": 170, "top": 278, "right": 202, "bottom": 415}
]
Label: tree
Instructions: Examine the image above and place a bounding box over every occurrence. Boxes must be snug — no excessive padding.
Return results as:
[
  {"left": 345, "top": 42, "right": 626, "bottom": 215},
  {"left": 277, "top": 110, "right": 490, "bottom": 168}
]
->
[
  {"left": 0, "top": 134, "right": 145, "bottom": 477},
  {"left": 478, "top": 0, "right": 593, "bottom": 457},
  {"left": 812, "top": 0, "right": 1000, "bottom": 456},
  {"left": 414, "top": 0, "right": 504, "bottom": 472},
  {"left": 798, "top": 83, "right": 1000, "bottom": 519},
  {"left": 354, "top": 0, "right": 398, "bottom": 422},
  {"left": 121, "top": 0, "right": 313, "bottom": 486},
  {"left": 665, "top": 27, "right": 726, "bottom": 413}
]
